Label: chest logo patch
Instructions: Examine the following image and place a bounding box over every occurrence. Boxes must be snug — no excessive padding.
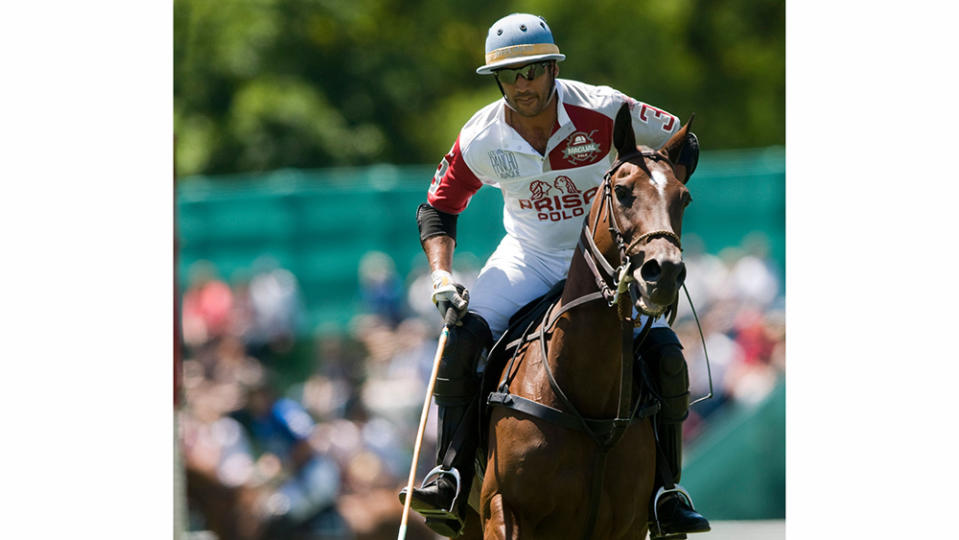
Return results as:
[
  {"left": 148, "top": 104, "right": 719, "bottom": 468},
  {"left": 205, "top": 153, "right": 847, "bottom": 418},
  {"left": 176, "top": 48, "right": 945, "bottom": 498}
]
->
[
  {"left": 561, "top": 130, "right": 601, "bottom": 164},
  {"left": 488, "top": 149, "right": 520, "bottom": 179},
  {"left": 519, "top": 176, "right": 598, "bottom": 222},
  {"left": 529, "top": 180, "right": 553, "bottom": 200}
]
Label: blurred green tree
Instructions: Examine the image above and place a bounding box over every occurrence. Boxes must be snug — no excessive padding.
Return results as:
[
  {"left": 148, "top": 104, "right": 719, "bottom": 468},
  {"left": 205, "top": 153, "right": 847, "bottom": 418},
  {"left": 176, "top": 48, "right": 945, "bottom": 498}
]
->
[{"left": 175, "top": 0, "right": 783, "bottom": 177}]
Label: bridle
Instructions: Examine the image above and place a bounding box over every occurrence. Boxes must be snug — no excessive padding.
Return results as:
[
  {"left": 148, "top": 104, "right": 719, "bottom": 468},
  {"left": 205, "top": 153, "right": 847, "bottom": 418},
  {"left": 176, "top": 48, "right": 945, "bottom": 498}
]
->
[{"left": 578, "top": 150, "right": 683, "bottom": 311}]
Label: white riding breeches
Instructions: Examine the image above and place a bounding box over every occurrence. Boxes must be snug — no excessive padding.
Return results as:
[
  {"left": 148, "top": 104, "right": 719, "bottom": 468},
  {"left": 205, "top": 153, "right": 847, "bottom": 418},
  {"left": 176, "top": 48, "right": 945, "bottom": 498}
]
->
[{"left": 470, "top": 235, "right": 669, "bottom": 341}]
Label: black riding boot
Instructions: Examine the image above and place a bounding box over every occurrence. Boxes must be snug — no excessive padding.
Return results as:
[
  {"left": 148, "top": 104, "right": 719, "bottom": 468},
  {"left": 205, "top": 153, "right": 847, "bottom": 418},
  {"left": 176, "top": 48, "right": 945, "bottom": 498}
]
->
[
  {"left": 638, "top": 328, "right": 711, "bottom": 539},
  {"left": 399, "top": 313, "right": 491, "bottom": 538}
]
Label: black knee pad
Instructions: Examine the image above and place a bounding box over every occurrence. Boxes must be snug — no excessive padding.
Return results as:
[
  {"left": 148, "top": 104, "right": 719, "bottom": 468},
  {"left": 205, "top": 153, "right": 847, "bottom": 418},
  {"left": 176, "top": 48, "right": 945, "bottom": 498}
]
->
[
  {"left": 434, "top": 313, "right": 492, "bottom": 407},
  {"left": 637, "top": 328, "right": 689, "bottom": 424},
  {"left": 636, "top": 327, "right": 682, "bottom": 355},
  {"left": 659, "top": 345, "right": 686, "bottom": 378},
  {"left": 637, "top": 328, "right": 685, "bottom": 374}
]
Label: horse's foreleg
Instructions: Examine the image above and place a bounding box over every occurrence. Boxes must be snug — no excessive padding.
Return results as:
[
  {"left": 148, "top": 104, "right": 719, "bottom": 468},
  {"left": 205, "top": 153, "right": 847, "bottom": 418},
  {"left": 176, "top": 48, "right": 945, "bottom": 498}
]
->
[
  {"left": 484, "top": 492, "right": 519, "bottom": 540},
  {"left": 457, "top": 506, "right": 484, "bottom": 540}
]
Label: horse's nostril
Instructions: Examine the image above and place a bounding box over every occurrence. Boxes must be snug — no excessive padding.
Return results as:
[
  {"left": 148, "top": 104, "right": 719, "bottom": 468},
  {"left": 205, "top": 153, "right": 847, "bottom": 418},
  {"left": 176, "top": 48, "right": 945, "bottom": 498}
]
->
[
  {"left": 640, "top": 260, "right": 661, "bottom": 283},
  {"left": 677, "top": 265, "right": 687, "bottom": 288}
]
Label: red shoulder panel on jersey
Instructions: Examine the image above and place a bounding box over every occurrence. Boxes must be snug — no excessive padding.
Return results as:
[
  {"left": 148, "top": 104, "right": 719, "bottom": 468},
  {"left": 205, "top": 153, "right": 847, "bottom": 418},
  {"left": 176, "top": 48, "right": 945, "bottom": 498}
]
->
[
  {"left": 427, "top": 136, "right": 483, "bottom": 215},
  {"left": 549, "top": 103, "right": 614, "bottom": 171}
]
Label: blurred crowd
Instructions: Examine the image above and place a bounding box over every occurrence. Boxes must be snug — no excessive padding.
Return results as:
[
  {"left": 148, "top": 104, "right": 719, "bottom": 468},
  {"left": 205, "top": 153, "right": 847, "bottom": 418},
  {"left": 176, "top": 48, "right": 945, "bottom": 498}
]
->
[{"left": 177, "top": 233, "right": 785, "bottom": 539}]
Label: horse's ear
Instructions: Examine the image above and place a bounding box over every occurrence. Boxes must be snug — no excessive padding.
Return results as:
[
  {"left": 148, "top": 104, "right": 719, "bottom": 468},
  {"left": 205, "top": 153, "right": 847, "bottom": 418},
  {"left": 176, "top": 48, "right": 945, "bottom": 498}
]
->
[
  {"left": 659, "top": 114, "right": 697, "bottom": 183},
  {"left": 613, "top": 102, "right": 637, "bottom": 157}
]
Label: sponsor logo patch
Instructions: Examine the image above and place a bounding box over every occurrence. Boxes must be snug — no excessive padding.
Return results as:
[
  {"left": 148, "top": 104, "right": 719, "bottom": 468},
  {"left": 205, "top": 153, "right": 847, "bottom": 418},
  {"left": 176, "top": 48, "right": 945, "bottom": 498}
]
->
[
  {"left": 554, "top": 176, "right": 580, "bottom": 194},
  {"left": 518, "top": 176, "right": 598, "bottom": 222},
  {"left": 528, "top": 179, "right": 553, "bottom": 200},
  {"left": 488, "top": 149, "right": 520, "bottom": 179},
  {"left": 561, "top": 130, "right": 601, "bottom": 164}
]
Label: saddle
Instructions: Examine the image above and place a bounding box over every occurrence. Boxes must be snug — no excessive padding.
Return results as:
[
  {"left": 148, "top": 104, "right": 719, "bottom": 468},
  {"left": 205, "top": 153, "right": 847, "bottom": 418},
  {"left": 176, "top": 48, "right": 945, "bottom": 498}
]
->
[{"left": 487, "top": 280, "right": 567, "bottom": 376}]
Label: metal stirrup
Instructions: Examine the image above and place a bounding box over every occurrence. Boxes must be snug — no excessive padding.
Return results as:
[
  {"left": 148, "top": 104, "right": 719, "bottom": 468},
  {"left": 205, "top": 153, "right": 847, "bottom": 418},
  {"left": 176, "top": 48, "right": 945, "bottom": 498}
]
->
[
  {"left": 652, "top": 484, "right": 697, "bottom": 525},
  {"left": 420, "top": 465, "right": 462, "bottom": 513}
]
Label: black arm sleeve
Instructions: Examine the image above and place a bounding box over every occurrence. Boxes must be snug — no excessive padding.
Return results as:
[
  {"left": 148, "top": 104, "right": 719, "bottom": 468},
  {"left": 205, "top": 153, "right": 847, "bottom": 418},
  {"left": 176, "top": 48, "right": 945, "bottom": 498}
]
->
[{"left": 416, "top": 203, "right": 458, "bottom": 244}]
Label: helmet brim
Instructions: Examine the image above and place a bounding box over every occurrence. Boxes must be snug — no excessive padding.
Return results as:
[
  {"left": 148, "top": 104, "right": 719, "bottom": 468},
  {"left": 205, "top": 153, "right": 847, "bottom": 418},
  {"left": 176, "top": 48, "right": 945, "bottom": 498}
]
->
[{"left": 476, "top": 53, "right": 566, "bottom": 75}]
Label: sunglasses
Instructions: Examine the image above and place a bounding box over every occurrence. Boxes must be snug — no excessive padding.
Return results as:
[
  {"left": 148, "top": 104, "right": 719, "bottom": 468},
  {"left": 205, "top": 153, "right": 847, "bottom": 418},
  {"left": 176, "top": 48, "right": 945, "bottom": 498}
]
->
[{"left": 494, "top": 61, "right": 551, "bottom": 84}]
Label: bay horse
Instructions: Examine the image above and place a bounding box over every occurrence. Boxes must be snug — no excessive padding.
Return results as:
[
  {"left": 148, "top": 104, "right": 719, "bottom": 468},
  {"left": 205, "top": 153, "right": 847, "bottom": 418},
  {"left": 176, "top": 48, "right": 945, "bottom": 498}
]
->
[{"left": 456, "top": 103, "right": 696, "bottom": 540}]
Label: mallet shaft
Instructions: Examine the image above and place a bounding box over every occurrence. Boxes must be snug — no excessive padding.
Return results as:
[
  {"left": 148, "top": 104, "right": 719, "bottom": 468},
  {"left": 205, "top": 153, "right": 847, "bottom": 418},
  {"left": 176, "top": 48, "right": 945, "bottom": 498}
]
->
[{"left": 397, "top": 324, "right": 451, "bottom": 540}]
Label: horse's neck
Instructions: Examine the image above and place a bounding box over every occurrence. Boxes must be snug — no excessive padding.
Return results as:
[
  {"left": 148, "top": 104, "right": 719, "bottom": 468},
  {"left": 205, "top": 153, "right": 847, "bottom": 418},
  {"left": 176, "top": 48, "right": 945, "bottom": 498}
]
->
[{"left": 547, "top": 246, "right": 628, "bottom": 416}]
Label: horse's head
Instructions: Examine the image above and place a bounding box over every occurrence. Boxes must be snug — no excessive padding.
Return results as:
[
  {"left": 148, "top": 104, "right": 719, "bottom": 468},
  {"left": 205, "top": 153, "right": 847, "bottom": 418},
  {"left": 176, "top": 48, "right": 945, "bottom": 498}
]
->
[{"left": 587, "top": 103, "right": 697, "bottom": 317}]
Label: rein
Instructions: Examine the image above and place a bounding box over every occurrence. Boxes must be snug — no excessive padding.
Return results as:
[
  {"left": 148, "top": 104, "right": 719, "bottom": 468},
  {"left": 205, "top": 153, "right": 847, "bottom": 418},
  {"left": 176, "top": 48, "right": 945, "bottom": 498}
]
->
[{"left": 489, "top": 150, "right": 683, "bottom": 540}]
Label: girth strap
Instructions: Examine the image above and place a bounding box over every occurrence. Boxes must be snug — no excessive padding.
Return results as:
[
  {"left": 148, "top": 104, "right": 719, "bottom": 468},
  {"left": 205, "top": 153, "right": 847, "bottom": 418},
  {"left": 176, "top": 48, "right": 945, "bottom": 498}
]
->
[{"left": 583, "top": 450, "right": 607, "bottom": 540}]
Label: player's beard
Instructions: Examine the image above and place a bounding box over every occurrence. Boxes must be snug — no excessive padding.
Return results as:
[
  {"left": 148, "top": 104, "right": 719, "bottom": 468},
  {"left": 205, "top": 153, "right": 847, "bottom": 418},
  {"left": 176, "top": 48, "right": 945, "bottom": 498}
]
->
[{"left": 502, "top": 73, "right": 556, "bottom": 117}]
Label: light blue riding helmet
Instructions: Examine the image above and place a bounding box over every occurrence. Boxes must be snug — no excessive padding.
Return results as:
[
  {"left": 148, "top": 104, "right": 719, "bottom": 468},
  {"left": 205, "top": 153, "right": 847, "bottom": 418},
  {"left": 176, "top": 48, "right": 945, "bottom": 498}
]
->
[{"left": 475, "top": 13, "right": 566, "bottom": 75}]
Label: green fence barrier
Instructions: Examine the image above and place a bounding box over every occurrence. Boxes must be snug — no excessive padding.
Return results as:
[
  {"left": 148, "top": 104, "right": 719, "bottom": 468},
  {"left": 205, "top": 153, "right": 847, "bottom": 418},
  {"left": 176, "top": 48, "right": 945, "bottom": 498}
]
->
[
  {"left": 176, "top": 147, "right": 784, "bottom": 332},
  {"left": 682, "top": 380, "right": 786, "bottom": 519}
]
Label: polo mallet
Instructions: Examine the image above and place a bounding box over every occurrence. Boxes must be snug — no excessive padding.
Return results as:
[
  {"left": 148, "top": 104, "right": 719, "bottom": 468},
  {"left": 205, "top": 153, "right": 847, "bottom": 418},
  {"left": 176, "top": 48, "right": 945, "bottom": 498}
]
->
[{"left": 397, "top": 307, "right": 459, "bottom": 540}]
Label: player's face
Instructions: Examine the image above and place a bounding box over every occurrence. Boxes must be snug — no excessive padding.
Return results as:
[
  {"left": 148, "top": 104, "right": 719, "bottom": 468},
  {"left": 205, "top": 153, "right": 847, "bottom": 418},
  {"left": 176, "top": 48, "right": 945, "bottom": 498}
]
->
[{"left": 495, "top": 61, "right": 556, "bottom": 117}]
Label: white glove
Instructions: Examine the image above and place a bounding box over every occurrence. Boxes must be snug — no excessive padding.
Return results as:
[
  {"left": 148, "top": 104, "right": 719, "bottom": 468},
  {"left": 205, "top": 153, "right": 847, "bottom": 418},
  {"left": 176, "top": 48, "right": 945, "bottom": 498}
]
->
[{"left": 430, "top": 270, "right": 469, "bottom": 325}]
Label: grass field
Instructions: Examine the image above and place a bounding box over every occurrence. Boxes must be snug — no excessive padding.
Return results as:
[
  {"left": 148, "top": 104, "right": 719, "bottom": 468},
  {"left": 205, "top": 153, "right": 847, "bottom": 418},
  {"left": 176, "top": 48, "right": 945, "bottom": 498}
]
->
[
  {"left": 694, "top": 520, "right": 785, "bottom": 540},
  {"left": 183, "top": 519, "right": 786, "bottom": 539}
]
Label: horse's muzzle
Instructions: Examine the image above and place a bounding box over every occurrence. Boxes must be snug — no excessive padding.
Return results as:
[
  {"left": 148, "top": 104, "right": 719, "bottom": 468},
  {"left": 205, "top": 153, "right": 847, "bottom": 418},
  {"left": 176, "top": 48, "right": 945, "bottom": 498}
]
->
[{"left": 632, "top": 257, "right": 686, "bottom": 314}]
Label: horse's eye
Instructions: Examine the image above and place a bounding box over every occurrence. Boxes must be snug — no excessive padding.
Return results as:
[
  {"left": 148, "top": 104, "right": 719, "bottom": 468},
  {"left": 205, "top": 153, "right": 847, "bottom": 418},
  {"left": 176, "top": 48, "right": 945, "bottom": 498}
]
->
[
  {"left": 683, "top": 192, "right": 693, "bottom": 207},
  {"left": 614, "top": 185, "right": 632, "bottom": 205}
]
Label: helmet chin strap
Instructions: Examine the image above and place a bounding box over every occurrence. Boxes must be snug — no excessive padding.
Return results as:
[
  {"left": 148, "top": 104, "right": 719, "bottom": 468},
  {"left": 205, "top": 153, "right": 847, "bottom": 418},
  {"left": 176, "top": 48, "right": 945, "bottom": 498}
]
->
[{"left": 495, "top": 78, "right": 517, "bottom": 111}]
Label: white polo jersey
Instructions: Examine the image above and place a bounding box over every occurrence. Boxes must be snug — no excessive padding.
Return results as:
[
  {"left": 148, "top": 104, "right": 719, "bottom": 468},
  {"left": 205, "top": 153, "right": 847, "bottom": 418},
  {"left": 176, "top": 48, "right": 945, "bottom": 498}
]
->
[
  {"left": 426, "top": 78, "right": 681, "bottom": 337},
  {"left": 428, "top": 78, "right": 680, "bottom": 253}
]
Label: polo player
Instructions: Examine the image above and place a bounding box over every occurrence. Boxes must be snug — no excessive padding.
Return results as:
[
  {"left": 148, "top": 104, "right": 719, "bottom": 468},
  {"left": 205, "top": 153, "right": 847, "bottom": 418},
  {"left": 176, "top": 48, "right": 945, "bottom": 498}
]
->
[{"left": 399, "top": 13, "right": 709, "bottom": 539}]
